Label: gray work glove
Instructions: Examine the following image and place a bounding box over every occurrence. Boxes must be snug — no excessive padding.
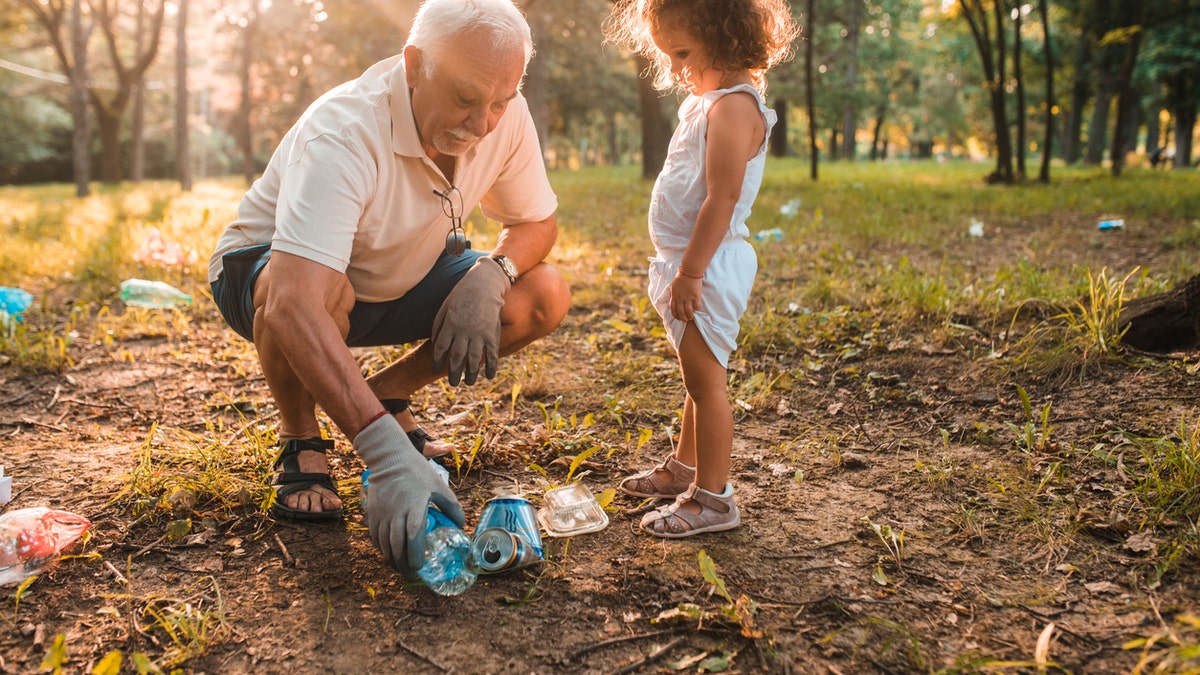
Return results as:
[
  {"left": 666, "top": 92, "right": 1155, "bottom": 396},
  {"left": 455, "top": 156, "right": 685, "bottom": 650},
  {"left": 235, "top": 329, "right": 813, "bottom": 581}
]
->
[
  {"left": 353, "top": 414, "right": 464, "bottom": 578},
  {"left": 431, "top": 257, "right": 511, "bottom": 386}
]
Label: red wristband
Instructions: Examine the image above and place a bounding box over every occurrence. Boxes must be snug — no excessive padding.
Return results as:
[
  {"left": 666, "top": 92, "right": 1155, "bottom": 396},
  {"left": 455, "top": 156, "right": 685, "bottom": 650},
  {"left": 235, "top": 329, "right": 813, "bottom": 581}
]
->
[
  {"left": 677, "top": 268, "right": 703, "bottom": 280},
  {"left": 361, "top": 408, "right": 389, "bottom": 434}
]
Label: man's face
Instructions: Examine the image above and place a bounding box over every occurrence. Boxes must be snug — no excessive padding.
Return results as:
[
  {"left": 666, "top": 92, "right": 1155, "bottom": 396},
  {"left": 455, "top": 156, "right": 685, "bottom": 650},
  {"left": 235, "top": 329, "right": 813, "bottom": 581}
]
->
[{"left": 405, "top": 36, "right": 524, "bottom": 159}]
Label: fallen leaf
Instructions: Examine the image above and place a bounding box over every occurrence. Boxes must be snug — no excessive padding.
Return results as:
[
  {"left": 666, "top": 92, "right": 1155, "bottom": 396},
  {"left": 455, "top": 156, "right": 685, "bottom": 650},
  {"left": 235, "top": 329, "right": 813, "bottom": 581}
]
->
[
  {"left": 1123, "top": 531, "right": 1157, "bottom": 554},
  {"left": 1084, "top": 581, "right": 1124, "bottom": 594},
  {"left": 1035, "top": 622, "right": 1055, "bottom": 669}
]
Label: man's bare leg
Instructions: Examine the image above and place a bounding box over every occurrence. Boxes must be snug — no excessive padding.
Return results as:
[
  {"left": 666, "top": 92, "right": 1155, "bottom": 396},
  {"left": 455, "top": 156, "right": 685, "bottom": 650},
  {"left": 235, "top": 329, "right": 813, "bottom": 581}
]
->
[{"left": 252, "top": 262, "right": 349, "bottom": 515}]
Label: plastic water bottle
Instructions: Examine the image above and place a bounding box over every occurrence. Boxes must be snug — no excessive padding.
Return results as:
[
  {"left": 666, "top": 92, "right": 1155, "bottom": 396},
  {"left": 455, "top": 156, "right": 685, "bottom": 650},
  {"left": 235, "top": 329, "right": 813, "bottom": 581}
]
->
[
  {"left": 0, "top": 286, "right": 33, "bottom": 329},
  {"left": 360, "top": 468, "right": 477, "bottom": 595},
  {"left": 118, "top": 279, "right": 193, "bottom": 308},
  {"left": 1, "top": 507, "right": 91, "bottom": 587},
  {"left": 753, "top": 228, "right": 785, "bottom": 242},
  {"left": 419, "top": 507, "right": 478, "bottom": 595}
]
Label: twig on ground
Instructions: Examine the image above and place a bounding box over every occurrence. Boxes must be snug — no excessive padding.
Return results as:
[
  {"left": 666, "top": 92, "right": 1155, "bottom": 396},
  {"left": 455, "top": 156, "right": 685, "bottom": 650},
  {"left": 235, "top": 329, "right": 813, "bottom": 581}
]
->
[
  {"left": 274, "top": 533, "right": 294, "bottom": 566},
  {"left": 0, "top": 383, "right": 43, "bottom": 406},
  {"left": 571, "top": 627, "right": 688, "bottom": 659},
  {"left": 611, "top": 636, "right": 685, "bottom": 675},
  {"left": 394, "top": 639, "right": 449, "bottom": 672},
  {"left": 42, "top": 385, "right": 61, "bottom": 412},
  {"left": 57, "top": 397, "right": 124, "bottom": 410},
  {"left": 103, "top": 560, "right": 128, "bottom": 586},
  {"left": 19, "top": 417, "right": 66, "bottom": 432},
  {"left": 132, "top": 533, "right": 169, "bottom": 559}
]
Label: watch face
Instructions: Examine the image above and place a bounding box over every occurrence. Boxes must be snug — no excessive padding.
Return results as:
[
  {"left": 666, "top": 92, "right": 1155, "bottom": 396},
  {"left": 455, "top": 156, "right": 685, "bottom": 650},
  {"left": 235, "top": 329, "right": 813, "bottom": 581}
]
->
[{"left": 493, "top": 255, "right": 517, "bottom": 280}]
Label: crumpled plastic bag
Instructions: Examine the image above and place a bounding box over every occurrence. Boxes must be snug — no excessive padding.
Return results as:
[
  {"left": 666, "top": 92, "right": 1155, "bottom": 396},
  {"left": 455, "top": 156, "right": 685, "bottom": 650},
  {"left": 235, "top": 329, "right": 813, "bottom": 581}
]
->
[{"left": 0, "top": 507, "right": 91, "bottom": 586}]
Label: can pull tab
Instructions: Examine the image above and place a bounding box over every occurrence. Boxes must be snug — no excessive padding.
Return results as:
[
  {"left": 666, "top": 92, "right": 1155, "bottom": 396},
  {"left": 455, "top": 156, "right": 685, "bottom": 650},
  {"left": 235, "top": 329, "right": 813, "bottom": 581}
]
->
[{"left": 481, "top": 540, "right": 504, "bottom": 565}]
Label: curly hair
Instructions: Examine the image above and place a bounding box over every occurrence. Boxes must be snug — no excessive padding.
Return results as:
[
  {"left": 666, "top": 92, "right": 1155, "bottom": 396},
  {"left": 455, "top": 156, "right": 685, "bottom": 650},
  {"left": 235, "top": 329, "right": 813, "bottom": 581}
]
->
[{"left": 604, "top": 0, "right": 800, "bottom": 92}]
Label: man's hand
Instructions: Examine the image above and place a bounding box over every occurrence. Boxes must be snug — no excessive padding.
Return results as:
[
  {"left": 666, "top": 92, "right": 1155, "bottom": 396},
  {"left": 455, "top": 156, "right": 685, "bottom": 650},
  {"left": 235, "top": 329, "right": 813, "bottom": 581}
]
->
[
  {"left": 353, "top": 414, "right": 464, "bottom": 577},
  {"left": 431, "top": 257, "right": 511, "bottom": 385}
]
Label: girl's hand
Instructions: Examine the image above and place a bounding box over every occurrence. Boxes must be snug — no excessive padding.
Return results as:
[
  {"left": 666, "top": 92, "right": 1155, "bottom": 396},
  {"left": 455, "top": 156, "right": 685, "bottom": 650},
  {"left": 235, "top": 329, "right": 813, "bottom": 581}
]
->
[{"left": 669, "top": 273, "right": 703, "bottom": 321}]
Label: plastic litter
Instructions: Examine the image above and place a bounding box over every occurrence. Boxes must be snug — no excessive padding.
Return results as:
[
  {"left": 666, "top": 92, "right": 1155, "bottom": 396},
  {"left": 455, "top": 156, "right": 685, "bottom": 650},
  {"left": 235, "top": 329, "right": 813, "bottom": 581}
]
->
[
  {"left": 360, "top": 467, "right": 477, "bottom": 595},
  {"left": 0, "top": 286, "right": 34, "bottom": 330},
  {"left": 0, "top": 466, "right": 10, "bottom": 504},
  {"left": 1098, "top": 219, "right": 1125, "bottom": 231},
  {"left": 132, "top": 228, "right": 193, "bottom": 268},
  {"left": 753, "top": 228, "right": 785, "bottom": 243},
  {"left": 779, "top": 198, "right": 801, "bottom": 217},
  {"left": 537, "top": 484, "right": 609, "bottom": 537},
  {"left": 119, "top": 279, "right": 193, "bottom": 309},
  {"left": 0, "top": 507, "right": 91, "bottom": 586},
  {"left": 969, "top": 219, "right": 985, "bottom": 238}
]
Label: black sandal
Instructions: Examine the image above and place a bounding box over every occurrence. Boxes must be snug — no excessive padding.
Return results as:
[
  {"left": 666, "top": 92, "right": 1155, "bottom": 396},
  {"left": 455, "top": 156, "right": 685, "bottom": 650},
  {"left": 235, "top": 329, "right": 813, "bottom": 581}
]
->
[
  {"left": 271, "top": 438, "right": 343, "bottom": 523},
  {"left": 380, "top": 399, "right": 453, "bottom": 459}
]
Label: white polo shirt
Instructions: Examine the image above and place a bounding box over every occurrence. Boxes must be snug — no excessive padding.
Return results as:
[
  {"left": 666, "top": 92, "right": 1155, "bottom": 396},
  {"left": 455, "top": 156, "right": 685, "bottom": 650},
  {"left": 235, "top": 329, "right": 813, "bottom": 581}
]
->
[{"left": 208, "top": 54, "right": 557, "bottom": 302}]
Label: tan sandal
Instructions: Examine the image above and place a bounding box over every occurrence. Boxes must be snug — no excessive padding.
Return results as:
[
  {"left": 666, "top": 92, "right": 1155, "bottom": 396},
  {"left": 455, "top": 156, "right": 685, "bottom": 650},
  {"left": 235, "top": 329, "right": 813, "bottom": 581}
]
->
[
  {"left": 640, "top": 484, "right": 740, "bottom": 538},
  {"left": 619, "top": 456, "right": 695, "bottom": 499}
]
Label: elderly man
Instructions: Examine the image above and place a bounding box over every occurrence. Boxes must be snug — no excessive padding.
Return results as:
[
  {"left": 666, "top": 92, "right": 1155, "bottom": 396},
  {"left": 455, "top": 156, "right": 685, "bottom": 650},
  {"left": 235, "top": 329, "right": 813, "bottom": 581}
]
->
[{"left": 207, "top": 0, "right": 569, "bottom": 578}]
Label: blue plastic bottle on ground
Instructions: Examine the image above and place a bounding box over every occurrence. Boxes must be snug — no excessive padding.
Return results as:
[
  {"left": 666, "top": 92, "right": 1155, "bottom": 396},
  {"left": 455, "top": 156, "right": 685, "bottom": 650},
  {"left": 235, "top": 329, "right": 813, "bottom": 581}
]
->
[
  {"left": 360, "top": 469, "right": 477, "bottom": 595},
  {"left": 0, "top": 287, "right": 33, "bottom": 329}
]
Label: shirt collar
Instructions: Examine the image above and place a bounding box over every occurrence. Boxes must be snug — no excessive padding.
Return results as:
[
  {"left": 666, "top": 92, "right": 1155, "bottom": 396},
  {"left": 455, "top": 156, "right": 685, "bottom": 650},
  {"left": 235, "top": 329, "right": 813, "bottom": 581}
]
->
[{"left": 390, "top": 56, "right": 425, "bottom": 159}]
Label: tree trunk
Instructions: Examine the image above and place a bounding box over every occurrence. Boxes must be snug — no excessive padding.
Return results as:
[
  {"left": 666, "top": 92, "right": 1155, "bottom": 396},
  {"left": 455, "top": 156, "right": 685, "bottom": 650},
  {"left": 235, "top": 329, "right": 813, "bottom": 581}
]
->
[
  {"left": 523, "top": 6, "right": 550, "bottom": 153},
  {"left": 806, "top": 0, "right": 817, "bottom": 180},
  {"left": 1014, "top": 5, "right": 1027, "bottom": 180},
  {"left": 176, "top": 0, "right": 192, "bottom": 191},
  {"left": 1063, "top": 37, "right": 1089, "bottom": 164},
  {"left": 239, "top": 11, "right": 256, "bottom": 186},
  {"left": 1085, "top": 84, "right": 1112, "bottom": 165},
  {"left": 1175, "top": 102, "right": 1196, "bottom": 169},
  {"left": 1109, "top": 3, "right": 1143, "bottom": 178},
  {"left": 1119, "top": 274, "right": 1200, "bottom": 353},
  {"left": 131, "top": 0, "right": 146, "bottom": 182},
  {"left": 869, "top": 105, "right": 886, "bottom": 160},
  {"left": 840, "top": 0, "right": 861, "bottom": 160},
  {"left": 69, "top": 0, "right": 90, "bottom": 198},
  {"left": 960, "top": 0, "right": 1013, "bottom": 183},
  {"left": 991, "top": 0, "right": 1012, "bottom": 182},
  {"left": 1037, "top": 0, "right": 1053, "bottom": 183},
  {"left": 636, "top": 54, "right": 669, "bottom": 179},
  {"left": 769, "top": 97, "right": 789, "bottom": 157}
]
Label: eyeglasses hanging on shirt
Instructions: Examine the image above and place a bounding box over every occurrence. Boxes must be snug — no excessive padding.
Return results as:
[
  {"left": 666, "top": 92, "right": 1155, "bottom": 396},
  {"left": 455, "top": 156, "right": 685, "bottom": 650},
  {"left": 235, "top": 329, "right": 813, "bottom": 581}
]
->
[{"left": 433, "top": 186, "right": 469, "bottom": 257}]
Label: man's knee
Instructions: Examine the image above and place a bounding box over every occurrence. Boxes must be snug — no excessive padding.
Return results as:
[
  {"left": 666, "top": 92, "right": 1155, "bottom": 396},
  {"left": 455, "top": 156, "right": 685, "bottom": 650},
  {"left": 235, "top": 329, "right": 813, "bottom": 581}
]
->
[{"left": 513, "top": 263, "right": 570, "bottom": 334}]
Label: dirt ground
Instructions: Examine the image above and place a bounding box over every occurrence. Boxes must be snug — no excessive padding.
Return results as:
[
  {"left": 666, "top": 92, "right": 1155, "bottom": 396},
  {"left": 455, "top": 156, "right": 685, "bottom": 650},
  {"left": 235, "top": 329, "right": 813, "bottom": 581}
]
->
[{"left": 2, "top": 206, "right": 1199, "bottom": 674}]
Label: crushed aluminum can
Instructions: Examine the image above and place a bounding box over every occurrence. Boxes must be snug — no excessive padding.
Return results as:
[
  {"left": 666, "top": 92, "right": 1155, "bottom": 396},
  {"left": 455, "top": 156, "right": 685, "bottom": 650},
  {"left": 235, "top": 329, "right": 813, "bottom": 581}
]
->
[
  {"left": 470, "top": 527, "right": 541, "bottom": 574},
  {"left": 475, "top": 495, "right": 543, "bottom": 558}
]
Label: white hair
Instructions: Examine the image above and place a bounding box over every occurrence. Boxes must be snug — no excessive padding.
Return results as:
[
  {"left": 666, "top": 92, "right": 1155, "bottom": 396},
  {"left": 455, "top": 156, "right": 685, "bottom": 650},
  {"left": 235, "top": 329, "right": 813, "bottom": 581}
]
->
[{"left": 405, "top": 0, "right": 534, "bottom": 78}]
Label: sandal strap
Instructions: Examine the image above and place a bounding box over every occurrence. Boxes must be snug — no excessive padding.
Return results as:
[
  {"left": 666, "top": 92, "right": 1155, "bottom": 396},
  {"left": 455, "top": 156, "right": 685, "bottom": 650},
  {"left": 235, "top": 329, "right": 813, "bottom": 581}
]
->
[
  {"left": 277, "top": 437, "right": 334, "bottom": 459},
  {"left": 685, "top": 484, "right": 736, "bottom": 515},
  {"left": 659, "top": 456, "right": 696, "bottom": 482},
  {"left": 379, "top": 398, "right": 411, "bottom": 415},
  {"left": 273, "top": 437, "right": 334, "bottom": 476},
  {"left": 643, "top": 484, "right": 738, "bottom": 536}
]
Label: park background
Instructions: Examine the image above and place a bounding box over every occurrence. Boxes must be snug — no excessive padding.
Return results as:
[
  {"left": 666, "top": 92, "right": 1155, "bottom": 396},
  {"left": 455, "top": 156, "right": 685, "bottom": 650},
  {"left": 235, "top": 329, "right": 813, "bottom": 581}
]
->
[{"left": 2, "top": 0, "right": 1200, "bottom": 673}]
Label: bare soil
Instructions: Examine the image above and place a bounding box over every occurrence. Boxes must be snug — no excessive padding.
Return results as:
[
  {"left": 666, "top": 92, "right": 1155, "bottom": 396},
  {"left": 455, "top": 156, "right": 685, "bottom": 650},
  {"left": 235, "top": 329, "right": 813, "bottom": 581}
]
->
[{"left": 2, "top": 208, "right": 1198, "bottom": 674}]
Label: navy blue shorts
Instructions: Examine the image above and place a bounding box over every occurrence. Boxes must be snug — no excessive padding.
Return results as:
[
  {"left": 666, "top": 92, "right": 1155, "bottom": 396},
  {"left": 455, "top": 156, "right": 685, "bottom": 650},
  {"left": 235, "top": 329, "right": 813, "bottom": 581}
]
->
[{"left": 210, "top": 244, "right": 485, "bottom": 347}]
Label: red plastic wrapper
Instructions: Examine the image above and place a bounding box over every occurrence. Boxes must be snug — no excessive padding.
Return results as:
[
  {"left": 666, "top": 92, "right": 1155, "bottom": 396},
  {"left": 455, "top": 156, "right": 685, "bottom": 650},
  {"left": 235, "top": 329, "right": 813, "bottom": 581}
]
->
[{"left": 0, "top": 507, "right": 91, "bottom": 586}]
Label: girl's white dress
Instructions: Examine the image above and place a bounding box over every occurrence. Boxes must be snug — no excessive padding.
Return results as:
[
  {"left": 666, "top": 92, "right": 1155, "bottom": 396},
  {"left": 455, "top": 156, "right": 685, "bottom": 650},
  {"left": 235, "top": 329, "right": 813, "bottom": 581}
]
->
[{"left": 647, "top": 84, "right": 776, "bottom": 368}]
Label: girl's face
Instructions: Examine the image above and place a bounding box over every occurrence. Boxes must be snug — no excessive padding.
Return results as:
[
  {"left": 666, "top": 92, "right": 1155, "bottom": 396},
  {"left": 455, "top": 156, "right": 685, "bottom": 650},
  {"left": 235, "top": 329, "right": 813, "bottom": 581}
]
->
[{"left": 650, "top": 23, "right": 724, "bottom": 95}]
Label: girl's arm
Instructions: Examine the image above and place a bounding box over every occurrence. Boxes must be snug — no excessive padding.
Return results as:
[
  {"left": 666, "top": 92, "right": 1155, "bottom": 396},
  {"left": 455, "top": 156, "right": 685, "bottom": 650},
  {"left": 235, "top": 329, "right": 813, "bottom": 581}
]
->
[{"left": 671, "top": 91, "right": 766, "bottom": 322}]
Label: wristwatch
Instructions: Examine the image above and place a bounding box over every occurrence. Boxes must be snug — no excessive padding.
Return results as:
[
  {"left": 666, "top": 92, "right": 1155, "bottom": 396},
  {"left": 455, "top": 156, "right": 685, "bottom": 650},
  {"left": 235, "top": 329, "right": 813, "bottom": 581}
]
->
[{"left": 488, "top": 254, "right": 519, "bottom": 284}]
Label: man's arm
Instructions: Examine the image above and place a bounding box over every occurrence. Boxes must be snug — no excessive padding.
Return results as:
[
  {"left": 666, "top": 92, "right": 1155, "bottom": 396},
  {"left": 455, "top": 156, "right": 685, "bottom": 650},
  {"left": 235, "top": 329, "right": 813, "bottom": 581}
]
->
[
  {"left": 257, "top": 250, "right": 464, "bottom": 577},
  {"left": 490, "top": 212, "right": 557, "bottom": 278},
  {"left": 255, "top": 250, "right": 382, "bottom": 438}
]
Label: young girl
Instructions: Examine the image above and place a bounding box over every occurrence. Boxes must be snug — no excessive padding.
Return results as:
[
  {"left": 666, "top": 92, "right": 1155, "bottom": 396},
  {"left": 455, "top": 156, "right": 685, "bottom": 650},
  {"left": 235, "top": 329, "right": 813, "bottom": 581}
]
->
[{"left": 606, "top": 0, "right": 798, "bottom": 537}]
